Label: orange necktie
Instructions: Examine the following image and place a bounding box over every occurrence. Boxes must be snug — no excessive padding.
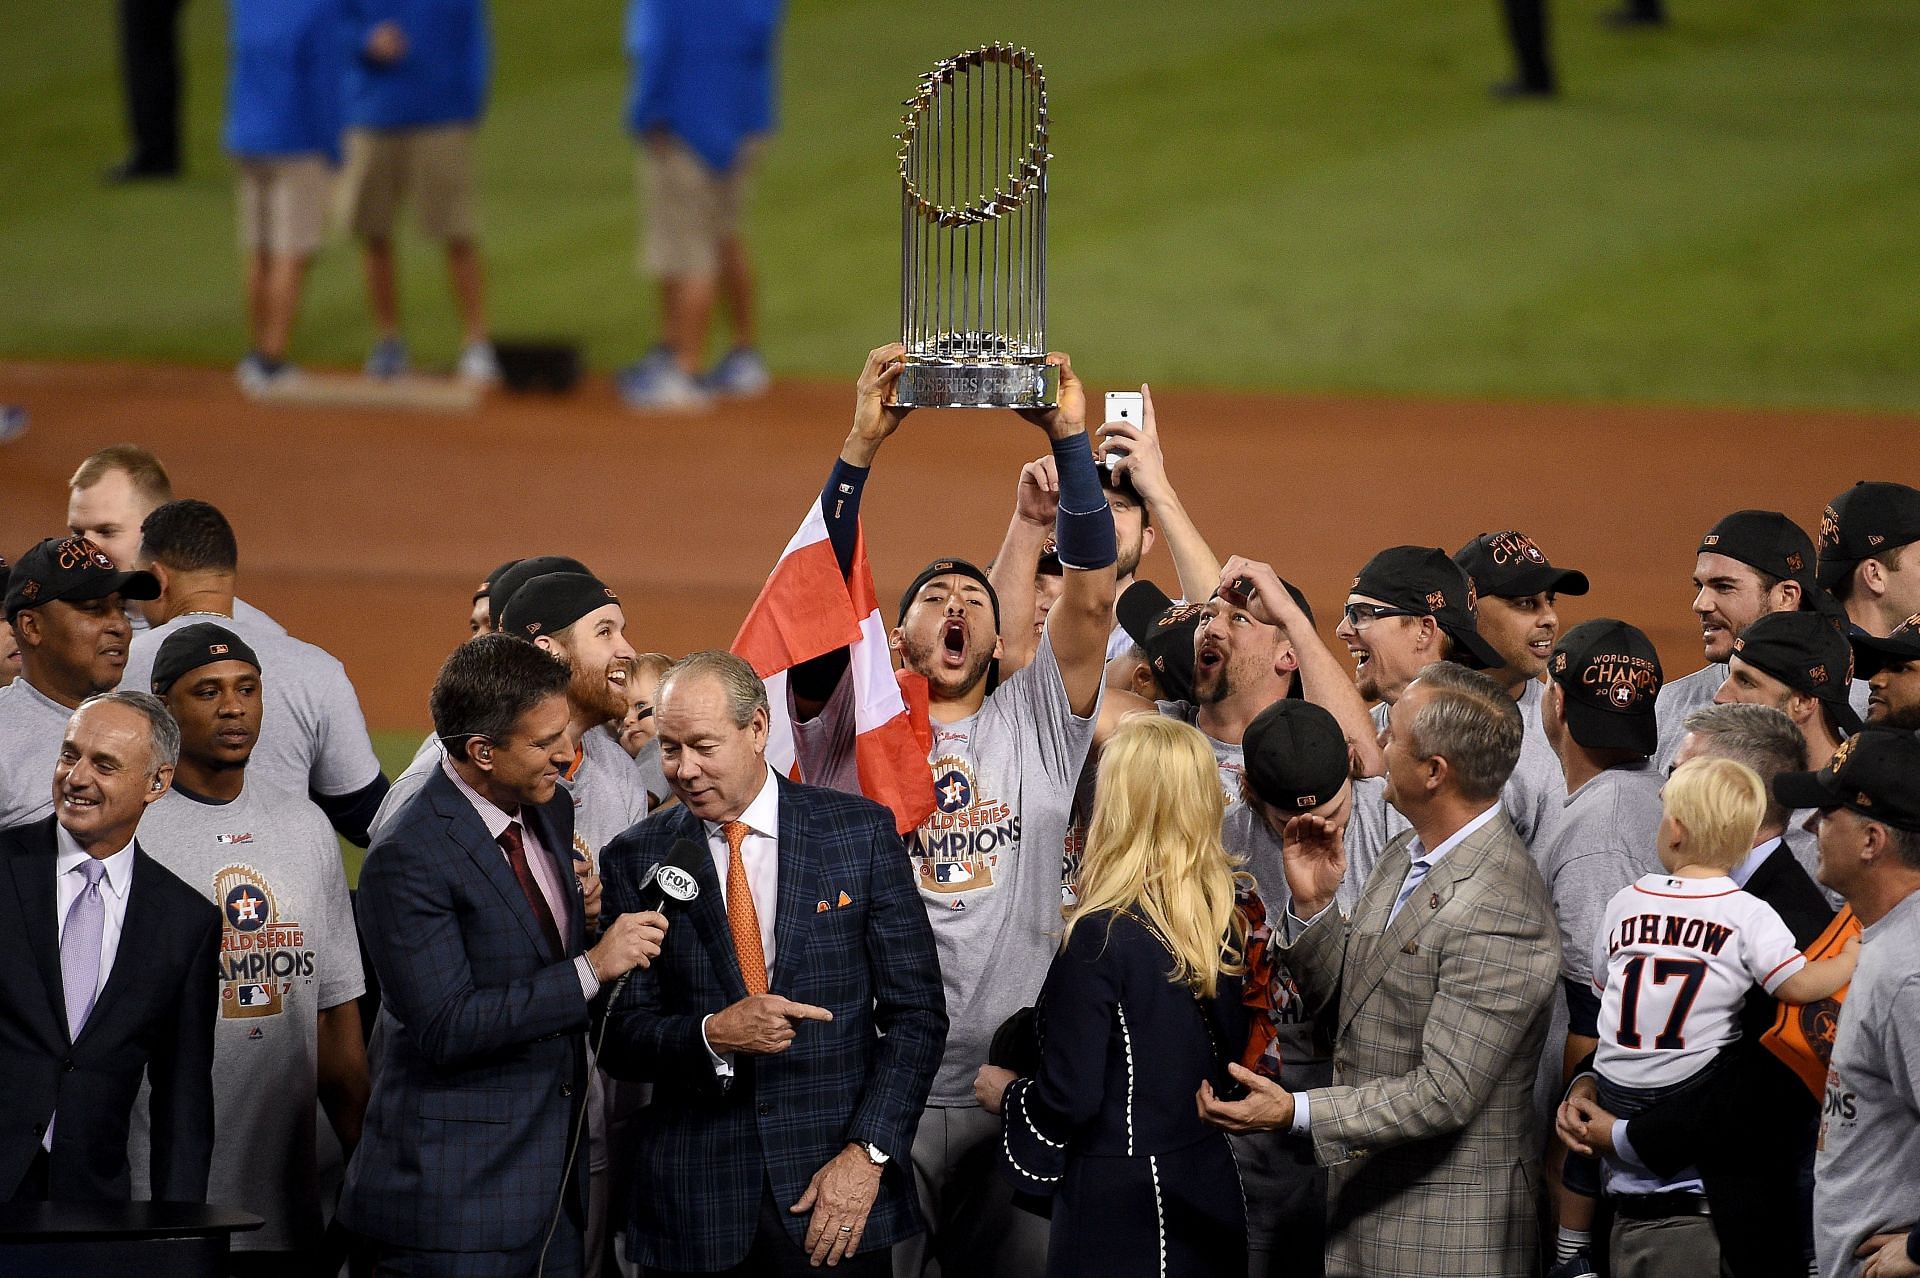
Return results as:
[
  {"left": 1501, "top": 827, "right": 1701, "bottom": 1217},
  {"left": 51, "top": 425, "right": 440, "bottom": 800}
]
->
[{"left": 722, "top": 820, "right": 768, "bottom": 995}]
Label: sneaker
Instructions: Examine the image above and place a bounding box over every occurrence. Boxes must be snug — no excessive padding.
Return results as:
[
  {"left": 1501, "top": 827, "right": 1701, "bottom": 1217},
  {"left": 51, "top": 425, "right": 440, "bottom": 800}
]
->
[
  {"left": 617, "top": 358, "right": 711, "bottom": 411},
  {"left": 701, "top": 347, "right": 772, "bottom": 398},
  {"left": 457, "top": 339, "right": 502, "bottom": 385},
  {"left": 236, "top": 353, "right": 298, "bottom": 397},
  {"left": 1546, "top": 1250, "right": 1598, "bottom": 1278},
  {"left": 365, "top": 335, "right": 409, "bottom": 379}
]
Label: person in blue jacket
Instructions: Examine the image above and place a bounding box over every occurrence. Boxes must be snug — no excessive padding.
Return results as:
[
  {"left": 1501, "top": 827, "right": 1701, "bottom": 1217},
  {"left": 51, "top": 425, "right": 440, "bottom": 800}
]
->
[
  {"left": 617, "top": 0, "right": 785, "bottom": 410},
  {"left": 340, "top": 0, "right": 499, "bottom": 384},
  {"left": 225, "top": 0, "right": 347, "bottom": 394}
]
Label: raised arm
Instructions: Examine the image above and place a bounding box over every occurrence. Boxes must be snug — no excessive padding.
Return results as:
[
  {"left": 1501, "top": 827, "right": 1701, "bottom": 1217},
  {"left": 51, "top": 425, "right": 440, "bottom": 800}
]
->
[
  {"left": 1017, "top": 355, "right": 1116, "bottom": 717},
  {"left": 791, "top": 346, "right": 915, "bottom": 719},
  {"left": 1100, "top": 384, "right": 1221, "bottom": 602},
  {"left": 1217, "top": 556, "right": 1386, "bottom": 777},
  {"left": 986, "top": 456, "right": 1060, "bottom": 676}
]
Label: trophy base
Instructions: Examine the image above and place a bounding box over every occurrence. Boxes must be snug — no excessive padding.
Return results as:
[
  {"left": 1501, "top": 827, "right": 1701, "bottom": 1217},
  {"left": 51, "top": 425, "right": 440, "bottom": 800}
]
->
[{"left": 895, "top": 360, "right": 1058, "bottom": 410}]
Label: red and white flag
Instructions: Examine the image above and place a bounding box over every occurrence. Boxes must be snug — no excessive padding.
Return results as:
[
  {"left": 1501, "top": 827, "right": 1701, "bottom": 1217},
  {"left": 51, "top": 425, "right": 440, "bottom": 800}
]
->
[{"left": 732, "top": 496, "right": 934, "bottom": 835}]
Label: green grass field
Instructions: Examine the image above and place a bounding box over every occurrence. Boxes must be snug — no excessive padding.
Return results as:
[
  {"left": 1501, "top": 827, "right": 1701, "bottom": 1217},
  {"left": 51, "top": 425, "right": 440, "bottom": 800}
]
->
[{"left": 3, "top": 0, "right": 1917, "bottom": 408}]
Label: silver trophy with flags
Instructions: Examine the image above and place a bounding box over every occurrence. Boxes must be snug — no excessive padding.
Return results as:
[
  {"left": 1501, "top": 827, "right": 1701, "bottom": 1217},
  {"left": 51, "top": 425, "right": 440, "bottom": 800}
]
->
[{"left": 895, "top": 44, "right": 1056, "bottom": 409}]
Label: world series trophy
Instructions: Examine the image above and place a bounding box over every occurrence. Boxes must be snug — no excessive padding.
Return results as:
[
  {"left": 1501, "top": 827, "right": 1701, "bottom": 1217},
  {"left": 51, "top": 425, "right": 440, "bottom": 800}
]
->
[{"left": 894, "top": 44, "right": 1057, "bottom": 409}]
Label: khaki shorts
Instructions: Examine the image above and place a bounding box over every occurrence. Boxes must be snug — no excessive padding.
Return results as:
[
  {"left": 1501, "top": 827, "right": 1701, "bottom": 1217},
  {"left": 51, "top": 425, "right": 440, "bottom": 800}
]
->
[
  {"left": 638, "top": 134, "right": 761, "bottom": 280},
  {"left": 338, "top": 124, "right": 480, "bottom": 242},
  {"left": 235, "top": 156, "right": 332, "bottom": 256}
]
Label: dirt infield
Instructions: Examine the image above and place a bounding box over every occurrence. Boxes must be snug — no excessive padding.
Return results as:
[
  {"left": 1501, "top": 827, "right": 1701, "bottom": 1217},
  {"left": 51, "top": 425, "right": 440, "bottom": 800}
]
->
[{"left": 1, "top": 359, "right": 1909, "bottom": 731}]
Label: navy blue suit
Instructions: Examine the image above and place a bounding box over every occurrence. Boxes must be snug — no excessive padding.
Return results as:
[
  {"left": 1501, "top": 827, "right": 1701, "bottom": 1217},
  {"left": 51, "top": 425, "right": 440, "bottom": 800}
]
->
[
  {"left": 598, "top": 775, "right": 947, "bottom": 1273},
  {"left": 0, "top": 817, "right": 219, "bottom": 1203},
  {"left": 338, "top": 767, "right": 591, "bottom": 1267}
]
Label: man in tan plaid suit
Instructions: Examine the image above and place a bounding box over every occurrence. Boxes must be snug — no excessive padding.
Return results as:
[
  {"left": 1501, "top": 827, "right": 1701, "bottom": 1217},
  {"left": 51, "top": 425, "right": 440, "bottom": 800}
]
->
[{"left": 1202, "top": 662, "right": 1560, "bottom": 1277}]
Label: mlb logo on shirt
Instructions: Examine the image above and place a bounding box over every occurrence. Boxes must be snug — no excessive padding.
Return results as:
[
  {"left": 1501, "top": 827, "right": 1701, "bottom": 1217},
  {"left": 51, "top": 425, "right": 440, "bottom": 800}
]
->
[
  {"left": 237, "top": 984, "right": 273, "bottom": 1008},
  {"left": 216, "top": 832, "right": 255, "bottom": 845},
  {"left": 934, "top": 862, "right": 974, "bottom": 886}
]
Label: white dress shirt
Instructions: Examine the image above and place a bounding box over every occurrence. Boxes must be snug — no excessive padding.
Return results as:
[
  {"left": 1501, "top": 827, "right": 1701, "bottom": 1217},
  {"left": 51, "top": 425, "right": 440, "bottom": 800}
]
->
[
  {"left": 1291, "top": 804, "right": 1504, "bottom": 1135},
  {"left": 442, "top": 759, "right": 598, "bottom": 999},
  {"left": 49, "top": 826, "right": 136, "bottom": 1149},
  {"left": 700, "top": 766, "right": 781, "bottom": 1078}
]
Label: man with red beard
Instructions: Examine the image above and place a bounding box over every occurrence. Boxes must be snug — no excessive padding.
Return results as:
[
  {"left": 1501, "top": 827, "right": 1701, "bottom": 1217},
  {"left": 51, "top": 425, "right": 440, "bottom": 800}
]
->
[{"left": 778, "top": 346, "right": 1114, "bottom": 1278}]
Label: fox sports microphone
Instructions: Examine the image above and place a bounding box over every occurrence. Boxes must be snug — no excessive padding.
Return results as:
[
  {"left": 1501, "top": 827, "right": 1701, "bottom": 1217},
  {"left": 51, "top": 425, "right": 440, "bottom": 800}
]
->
[{"left": 606, "top": 837, "right": 706, "bottom": 1003}]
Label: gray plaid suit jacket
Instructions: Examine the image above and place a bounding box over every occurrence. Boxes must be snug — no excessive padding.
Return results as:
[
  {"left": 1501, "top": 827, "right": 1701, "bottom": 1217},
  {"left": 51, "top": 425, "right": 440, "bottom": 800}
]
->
[{"left": 1284, "top": 805, "right": 1560, "bottom": 1278}]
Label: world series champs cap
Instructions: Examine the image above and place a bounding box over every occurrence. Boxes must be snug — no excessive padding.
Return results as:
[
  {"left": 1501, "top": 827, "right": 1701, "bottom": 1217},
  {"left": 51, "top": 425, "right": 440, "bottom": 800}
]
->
[
  {"left": 4, "top": 535, "right": 160, "bottom": 622},
  {"left": 1114, "top": 580, "right": 1201, "bottom": 704},
  {"left": 1850, "top": 612, "right": 1920, "bottom": 680},
  {"left": 1773, "top": 728, "right": 1920, "bottom": 833},
  {"left": 1548, "top": 618, "right": 1664, "bottom": 755},
  {"left": 1730, "top": 611, "right": 1863, "bottom": 735},
  {"left": 1351, "top": 545, "right": 1503, "bottom": 670},
  {"left": 1817, "top": 482, "right": 1920, "bottom": 590},
  {"left": 1453, "top": 531, "right": 1590, "bottom": 599}
]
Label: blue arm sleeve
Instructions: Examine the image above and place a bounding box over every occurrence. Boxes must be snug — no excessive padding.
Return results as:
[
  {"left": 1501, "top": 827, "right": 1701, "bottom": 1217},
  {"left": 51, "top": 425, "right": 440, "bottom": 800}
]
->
[
  {"left": 1048, "top": 433, "right": 1115, "bottom": 571},
  {"left": 819, "top": 458, "right": 868, "bottom": 580},
  {"left": 1564, "top": 978, "right": 1602, "bottom": 1039}
]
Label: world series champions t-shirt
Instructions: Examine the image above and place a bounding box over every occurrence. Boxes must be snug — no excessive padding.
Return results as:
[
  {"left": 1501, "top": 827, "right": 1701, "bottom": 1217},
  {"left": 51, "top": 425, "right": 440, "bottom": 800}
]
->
[
  {"left": 912, "top": 636, "right": 1099, "bottom": 1105},
  {"left": 0, "top": 678, "right": 79, "bottom": 828},
  {"left": 127, "top": 780, "right": 364, "bottom": 1251}
]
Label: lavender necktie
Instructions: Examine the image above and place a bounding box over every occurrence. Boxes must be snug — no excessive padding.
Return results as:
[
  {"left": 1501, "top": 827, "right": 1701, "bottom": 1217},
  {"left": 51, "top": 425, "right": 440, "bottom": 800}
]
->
[{"left": 61, "top": 858, "right": 108, "bottom": 1039}]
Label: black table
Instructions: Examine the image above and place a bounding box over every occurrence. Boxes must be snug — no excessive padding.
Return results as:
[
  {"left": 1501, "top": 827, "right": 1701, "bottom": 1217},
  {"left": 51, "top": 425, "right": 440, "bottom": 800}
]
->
[{"left": 0, "top": 1201, "right": 263, "bottom": 1277}]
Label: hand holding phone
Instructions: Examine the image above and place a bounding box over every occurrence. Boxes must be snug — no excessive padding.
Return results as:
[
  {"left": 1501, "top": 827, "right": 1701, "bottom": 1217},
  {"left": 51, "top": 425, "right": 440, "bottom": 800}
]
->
[{"left": 1101, "top": 391, "right": 1144, "bottom": 471}]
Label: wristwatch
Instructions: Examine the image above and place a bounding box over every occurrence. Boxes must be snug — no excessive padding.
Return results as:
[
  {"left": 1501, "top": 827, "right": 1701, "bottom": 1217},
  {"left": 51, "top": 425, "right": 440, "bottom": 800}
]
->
[{"left": 859, "top": 1142, "right": 890, "bottom": 1167}]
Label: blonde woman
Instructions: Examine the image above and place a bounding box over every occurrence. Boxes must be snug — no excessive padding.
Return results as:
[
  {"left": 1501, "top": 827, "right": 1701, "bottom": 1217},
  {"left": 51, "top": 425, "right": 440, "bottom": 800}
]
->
[{"left": 974, "top": 714, "right": 1249, "bottom": 1277}]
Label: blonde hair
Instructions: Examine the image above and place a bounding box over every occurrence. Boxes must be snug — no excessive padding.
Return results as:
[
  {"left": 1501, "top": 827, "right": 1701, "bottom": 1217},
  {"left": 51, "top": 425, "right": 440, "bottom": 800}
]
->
[
  {"left": 1663, "top": 756, "right": 1766, "bottom": 870},
  {"left": 70, "top": 444, "right": 172, "bottom": 503},
  {"left": 1069, "top": 715, "right": 1246, "bottom": 997},
  {"left": 632, "top": 652, "right": 672, "bottom": 683}
]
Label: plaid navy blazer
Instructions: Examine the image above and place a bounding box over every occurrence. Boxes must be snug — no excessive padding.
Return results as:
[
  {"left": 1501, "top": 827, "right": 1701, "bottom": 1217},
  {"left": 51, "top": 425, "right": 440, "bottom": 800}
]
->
[
  {"left": 599, "top": 774, "right": 947, "bottom": 1272},
  {"left": 338, "top": 766, "right": 592, "bottom": 1254}
]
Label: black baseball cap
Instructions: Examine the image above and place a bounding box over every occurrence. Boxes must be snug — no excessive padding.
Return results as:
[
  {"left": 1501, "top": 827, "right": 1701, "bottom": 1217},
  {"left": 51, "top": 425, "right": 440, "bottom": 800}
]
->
[
  {"left": 1731, "top": 611, "right": 1863, "bottom": 734},
  {"left": 1351, "top": 545, "right": 1503, "bottom": 670},
  {"left": 1851, "top": 613, "right": 1920, "bottom": 680},
  {"left": 899, "top": 558, "right": 1001, "bottom": 630},
  {"left": 499, "top": 572, "right": 621, "bottom": 641},
  {"left": 151, "top": 622, "right": 262, "bottom": 695},
  {"left": 1548, "top": 619, "right": 1663, "bottom": 755},
  {"left": 1698, "top": 511, "right": 1818, "bottom": 600},
  {"left": 1115, "top": 580, "right": 1201, "bottom": 703},
  {"left": 1773, "top": 728, "right": 1920, "bottom": 832},
  {"left": 1453, "top": 531, "right": 1590, "bottom": 599},
  {"left": 4, "top": 536, "right": 160, "bottom": 622},
  {"left": 1817, "top": 482, "right": 1920, "bottom": 590},
  {"left": 1242, "top": 700, "right": 1350, "bottom": 813},
  {"left": 489, "top": 555, "right": 592, "bottom": 622}
]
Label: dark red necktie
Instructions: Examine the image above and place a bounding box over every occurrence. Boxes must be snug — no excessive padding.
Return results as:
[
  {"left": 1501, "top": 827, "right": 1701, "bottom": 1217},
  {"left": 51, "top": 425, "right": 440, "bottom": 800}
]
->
[{"left": 499, "top": 820, "right": 564, "bottom": 958}]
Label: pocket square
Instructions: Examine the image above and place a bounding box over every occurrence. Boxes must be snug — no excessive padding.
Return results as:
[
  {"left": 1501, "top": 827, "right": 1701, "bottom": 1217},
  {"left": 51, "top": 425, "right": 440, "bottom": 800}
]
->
[
  {"left": 815, "top": 900, "right": 830, "bottom": 914},
  {"left": 836, "top": 891, "right": 853, "bottom": 909}
]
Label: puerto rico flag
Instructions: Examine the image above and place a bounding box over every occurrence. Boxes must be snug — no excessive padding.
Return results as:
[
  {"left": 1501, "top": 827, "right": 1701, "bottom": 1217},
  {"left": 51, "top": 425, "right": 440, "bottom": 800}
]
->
[{"left": 732, "top": 496, "right": 935, "bottom": 835}]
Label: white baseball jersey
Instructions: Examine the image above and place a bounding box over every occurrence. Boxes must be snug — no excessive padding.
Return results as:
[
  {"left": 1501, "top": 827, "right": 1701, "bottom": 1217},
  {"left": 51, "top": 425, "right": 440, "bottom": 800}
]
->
[{"left": 1591, "top": 873, "right": 1807, "bottom": 1090}]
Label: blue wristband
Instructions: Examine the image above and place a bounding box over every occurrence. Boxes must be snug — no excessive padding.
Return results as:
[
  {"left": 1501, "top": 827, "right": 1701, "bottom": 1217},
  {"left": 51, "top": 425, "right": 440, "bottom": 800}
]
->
[{"left": 1048, "top": 432, "right": 1115, "bottom": 571}]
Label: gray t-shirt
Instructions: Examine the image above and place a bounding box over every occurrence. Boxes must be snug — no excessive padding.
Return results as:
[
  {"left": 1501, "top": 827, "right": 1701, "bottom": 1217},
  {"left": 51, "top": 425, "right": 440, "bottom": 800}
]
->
[
  {"left": 1655, "top": 664, "right": 1727, "bottom": 772},
  {"left": 122, "top": 612, "right": 382, "bottom": 800},
  {"left": 128, "top": 780, "right": 365, "bottom": 1251},
  {"left": 0, "top": 678, "right": 77, "bottom": 829},
  {"left": 565, "top": 726, "right": 653, "bottom": 873},
  {"left": 1155, "top": 699, "right": 1244, "bottom": 804},
  {"left": 368, "top": 731, "right": 443, "bottom": 843},
  {"left": 1814, "top": 889, "right": 1920, "bottom": 1278},
  {"left": 790, "top": 669, "right": 863, "bottom": 797},
  {"left": 910, "top": 637, "right": 1098, "bottom": 1105},
  {"left": 1541, "top": 762, "right": 1665, "bottom": 992}
]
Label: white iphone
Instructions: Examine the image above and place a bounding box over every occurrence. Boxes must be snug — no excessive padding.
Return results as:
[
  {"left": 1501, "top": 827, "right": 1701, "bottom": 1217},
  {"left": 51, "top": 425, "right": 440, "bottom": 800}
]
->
[{"left": 1102, "top": 391, "right": 1144, "bottom": 471}]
